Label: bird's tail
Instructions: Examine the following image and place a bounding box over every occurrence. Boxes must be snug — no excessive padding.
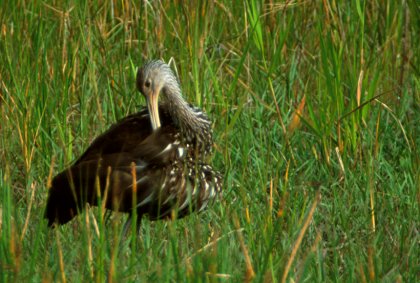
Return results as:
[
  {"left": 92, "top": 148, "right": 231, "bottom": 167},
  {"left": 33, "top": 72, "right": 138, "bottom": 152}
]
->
[{"left": 44, "top": 162, "right": 99, "bottom": 227}]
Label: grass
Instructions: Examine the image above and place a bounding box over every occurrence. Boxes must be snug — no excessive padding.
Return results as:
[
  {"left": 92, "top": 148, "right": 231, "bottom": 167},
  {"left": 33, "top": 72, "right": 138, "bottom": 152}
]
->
[{"left": 0, "top": 0, "right": 418, "bottom": 282}]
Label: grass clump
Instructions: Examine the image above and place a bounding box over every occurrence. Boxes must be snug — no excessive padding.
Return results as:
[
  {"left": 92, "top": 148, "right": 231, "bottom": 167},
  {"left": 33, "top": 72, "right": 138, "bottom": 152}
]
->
[{"left": 1, "top": 1, "right": 418, "bottom": 282}]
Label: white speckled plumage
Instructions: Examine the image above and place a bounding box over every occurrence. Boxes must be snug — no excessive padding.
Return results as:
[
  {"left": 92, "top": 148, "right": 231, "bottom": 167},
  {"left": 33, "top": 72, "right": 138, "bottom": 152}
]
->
[{"left": 45, "top": 60, "right": 222, "bottom": 231}]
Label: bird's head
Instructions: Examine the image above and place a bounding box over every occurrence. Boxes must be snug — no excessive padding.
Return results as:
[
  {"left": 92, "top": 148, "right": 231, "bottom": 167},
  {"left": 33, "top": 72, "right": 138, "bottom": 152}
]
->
[{"left": 137, "top": 60, "right": 181, "bottom": 130}]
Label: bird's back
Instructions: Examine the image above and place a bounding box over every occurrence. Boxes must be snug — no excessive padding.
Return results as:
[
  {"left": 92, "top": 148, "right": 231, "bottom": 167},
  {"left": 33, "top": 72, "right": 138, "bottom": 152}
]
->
[{"left": 45, "top": 106, "right": 221, "bottom": 226}]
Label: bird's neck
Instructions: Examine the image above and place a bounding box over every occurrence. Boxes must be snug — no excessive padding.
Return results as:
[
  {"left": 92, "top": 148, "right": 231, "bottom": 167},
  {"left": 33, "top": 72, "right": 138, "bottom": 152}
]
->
[{"left": 162, "top": 87, "right": 212, "bottom": 155}]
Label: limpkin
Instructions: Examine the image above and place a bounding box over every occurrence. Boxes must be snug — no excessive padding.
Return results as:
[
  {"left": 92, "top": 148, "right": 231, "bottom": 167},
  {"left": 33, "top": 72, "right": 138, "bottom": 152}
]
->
[{"left": 45, "top": 60, "right": 222, "bottom": 231}]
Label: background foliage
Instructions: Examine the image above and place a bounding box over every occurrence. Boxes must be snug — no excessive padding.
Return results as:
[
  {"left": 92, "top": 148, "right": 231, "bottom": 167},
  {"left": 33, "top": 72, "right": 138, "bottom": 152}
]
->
[{"left": 1, "top": 1, "right": 418, "bottom": 282}]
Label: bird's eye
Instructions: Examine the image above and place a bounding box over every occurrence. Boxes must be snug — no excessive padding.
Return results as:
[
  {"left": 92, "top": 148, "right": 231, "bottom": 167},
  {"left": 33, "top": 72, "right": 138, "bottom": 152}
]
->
[{"left": 145, "top": 80, "right": 151, "bottom": 88}]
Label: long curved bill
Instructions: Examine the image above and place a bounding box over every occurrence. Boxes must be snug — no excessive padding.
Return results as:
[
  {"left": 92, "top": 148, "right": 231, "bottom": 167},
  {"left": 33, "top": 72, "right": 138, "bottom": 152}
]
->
[{"left": 147, "top": 92, "right": 161, "bottom": 130}]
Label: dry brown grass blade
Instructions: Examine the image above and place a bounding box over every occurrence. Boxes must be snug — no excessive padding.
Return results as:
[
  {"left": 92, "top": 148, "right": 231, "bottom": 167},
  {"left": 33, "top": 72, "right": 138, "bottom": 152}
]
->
[
  {"left": 20, "top": 182, "right": 37, "bottom": 242},
  {"left": 55, "top": 231, "right": 67, "bottom": 283},
  {"left": 185, "top": 228, "right": 242, "bottom": 265},
  {"left": 281, "top": 192, "right": 321, "bottom": 283},
  {"left": 46, "top": 157, "right": 55, "bottom": 189},
  {"left": 335, "top": 146, "right": 345, "bottom": 179},
  {"left": 86, "top": 213, "right": 94, "bottom": 279},
  {"left": 101, "top": 166, "right": 112, "bottom": 218},
  {"left": 233, "top": 215, "right": 255, "bottom": 282},
  {"left": 356, "top": 70, "right": 364, "bottom": 107},
  {"left": 288, "top": 95, "right": 306, "bottom": 133}
]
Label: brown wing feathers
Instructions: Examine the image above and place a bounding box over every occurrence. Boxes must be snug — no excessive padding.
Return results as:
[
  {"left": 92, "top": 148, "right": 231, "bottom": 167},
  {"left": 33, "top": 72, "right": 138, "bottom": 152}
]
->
[
  {"left": 44, "top": 108, "right": 213, "bottom": 226},
  {"left": 45, "top": 60, "right": 222, "bottom": 229}
]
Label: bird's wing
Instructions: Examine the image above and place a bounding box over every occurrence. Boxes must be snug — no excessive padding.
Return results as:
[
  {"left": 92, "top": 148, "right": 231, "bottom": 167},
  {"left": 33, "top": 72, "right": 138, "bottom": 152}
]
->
[
  {"left": 74, "top": 107, "right": 180, "bottom": 165},
  {"left": 47, "top": 115, "right": 185, "bottom": 209},
  {"left": 74, "top": 109, "right": 152, "bottom": 164}
]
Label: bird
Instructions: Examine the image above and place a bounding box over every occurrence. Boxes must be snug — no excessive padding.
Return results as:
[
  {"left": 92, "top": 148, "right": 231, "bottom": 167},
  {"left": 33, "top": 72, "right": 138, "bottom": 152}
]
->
[{"left": 44, "top": 60, "right": 222, "bottom": 232}]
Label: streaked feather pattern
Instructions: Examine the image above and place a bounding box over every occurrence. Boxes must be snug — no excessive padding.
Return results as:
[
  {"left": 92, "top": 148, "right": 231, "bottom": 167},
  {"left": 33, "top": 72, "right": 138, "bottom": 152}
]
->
[{"left": 45, "top": 61, "right": 222, "bottom": 229}]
